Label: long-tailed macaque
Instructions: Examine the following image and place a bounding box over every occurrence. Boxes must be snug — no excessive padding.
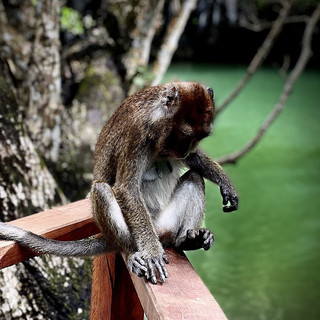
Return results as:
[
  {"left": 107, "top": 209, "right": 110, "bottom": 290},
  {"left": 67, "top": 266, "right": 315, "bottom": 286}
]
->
[{"left": 0, "top": 82, "right": 238, "bottom": 284}]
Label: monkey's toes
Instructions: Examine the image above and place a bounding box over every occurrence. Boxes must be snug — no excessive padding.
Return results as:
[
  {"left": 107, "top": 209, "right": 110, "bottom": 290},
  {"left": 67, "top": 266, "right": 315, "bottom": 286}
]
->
[
  {"left": 128, "top": 253, "right": 147, "bottom": 277},
  {"left": 129, "top": 252, "right": 168, "bottom": 284},
  {"left": 146, "top": 256, "right": 168, "bottom": 284},
  {"left": 200, "top": 228, "right": 215, "bottom": 250},
  {"left": 178, "top": 228, "right": 215, "bottom": 251},
  {"left": 186, "top": 229, "right": 197, "bottom": 239}
]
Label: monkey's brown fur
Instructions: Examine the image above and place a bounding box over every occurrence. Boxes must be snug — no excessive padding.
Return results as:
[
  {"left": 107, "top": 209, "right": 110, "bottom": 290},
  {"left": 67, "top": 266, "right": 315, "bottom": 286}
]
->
[
  {"left": 0, "top": 82, "right": 238, "bottom": 284},
  {"left": 91, "top": 82, "right": 238, "bottom": 283}
]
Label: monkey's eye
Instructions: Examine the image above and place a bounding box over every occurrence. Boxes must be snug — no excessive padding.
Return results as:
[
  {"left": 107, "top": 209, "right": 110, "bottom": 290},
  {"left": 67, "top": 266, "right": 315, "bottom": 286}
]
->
[{"left": 207, "top": 87, "right": 214, "bottom": 99}]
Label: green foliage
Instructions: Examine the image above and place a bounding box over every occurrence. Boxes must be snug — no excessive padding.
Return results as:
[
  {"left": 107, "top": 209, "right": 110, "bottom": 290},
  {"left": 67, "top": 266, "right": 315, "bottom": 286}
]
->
[{"left": 60, "top": 7, "right": 84, "bottom": 35}]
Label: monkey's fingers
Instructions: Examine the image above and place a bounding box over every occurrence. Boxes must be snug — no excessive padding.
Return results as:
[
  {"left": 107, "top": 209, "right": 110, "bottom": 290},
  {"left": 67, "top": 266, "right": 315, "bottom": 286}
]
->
[
  {"left": 163, "top": 253, "right": 169, "bottom": 264},
  {"left": 128, "top": 254, "right": 148, "bottom": 278},
  {"left": 146, "top": 259, "right": 157, "bottom": 284},
  {"left": 134, "top": 256, "right": 146, "bottom": 267},
  {"left": 131, "top": 259, "right": 147, "bottom": 273},
  {"left": 152, "top": 258, "right": 168, "bottom": 283},
  {"left": 132, "top": 266, "right": 145, "bottom": 277},
  {"left": 223, "top": 197, "right": 238, "bottom": 212},
  {"left": 220, "top": 188, "right": 229, "bottom": 206}
]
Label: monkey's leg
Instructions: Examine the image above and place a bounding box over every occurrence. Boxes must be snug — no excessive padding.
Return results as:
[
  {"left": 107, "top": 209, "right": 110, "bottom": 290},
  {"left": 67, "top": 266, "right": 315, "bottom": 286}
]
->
[
  {"left": 91, "top": 182, "right": 149, "bottom": 277},
  {"left": 155, "top": 170, "right": 214, "bottom": 251},
  {"left": 91, "top": 181, "right": 132, "bottom": 249}
]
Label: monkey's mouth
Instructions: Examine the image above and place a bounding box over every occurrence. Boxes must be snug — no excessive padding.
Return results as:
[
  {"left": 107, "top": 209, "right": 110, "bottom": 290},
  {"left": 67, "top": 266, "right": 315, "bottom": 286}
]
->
[{"left": 180, "top": 143, "right": 198, "bottom": 159}]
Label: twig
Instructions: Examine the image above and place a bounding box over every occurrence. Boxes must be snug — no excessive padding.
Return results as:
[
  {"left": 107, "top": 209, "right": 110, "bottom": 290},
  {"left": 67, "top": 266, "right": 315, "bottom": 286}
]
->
[
  {"left": 150, "top": 0, "right": 197, "bottom": 86},
  {"left": 217, "top": 2, "right": 320, "bottom": 165},
  {"left": 216, "top": 0, "right": 293, "bottom": 116},
  {"left": 239, "top": 15, "right": 308, "bottom": 32}
]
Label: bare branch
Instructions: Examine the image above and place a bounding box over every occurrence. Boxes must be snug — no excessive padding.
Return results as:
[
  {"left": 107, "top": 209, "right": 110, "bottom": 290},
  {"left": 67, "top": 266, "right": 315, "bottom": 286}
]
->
[
  {"left": 239, "top": 15, "right": 308, "bottom": 32},
  {"left": 217, "top": 2, "right": 320, "bottom": 165},
  {"left": 150, "top": 0, "right": 198, "bottom": 86},
  {"left": 216, "top": 0, "right": 293, "bottom": 116}
]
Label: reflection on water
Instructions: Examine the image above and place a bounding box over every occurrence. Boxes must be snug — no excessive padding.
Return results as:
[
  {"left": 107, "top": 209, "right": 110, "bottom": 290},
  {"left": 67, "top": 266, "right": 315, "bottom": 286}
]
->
[{"left": 164, "top": 65, "right": 320, "bottom": 320}]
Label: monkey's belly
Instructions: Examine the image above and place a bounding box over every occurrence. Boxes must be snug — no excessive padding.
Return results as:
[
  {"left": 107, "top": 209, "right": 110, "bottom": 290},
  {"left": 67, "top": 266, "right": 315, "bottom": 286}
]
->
[{"left": 141, "top": 161, "right": 181, "bottom": 218}]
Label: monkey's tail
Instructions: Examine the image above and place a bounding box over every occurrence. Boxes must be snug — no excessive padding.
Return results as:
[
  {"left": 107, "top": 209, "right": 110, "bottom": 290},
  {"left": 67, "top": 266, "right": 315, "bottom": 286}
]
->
[{"left": 0, "top": 222, "right": 112, "bottom": 257}]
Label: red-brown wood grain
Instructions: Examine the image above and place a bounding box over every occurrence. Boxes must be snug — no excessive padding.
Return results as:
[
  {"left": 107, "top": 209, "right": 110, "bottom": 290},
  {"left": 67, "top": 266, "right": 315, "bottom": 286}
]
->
[
  {"left": 126, "top": 249, "right": 228, "bottom": 320},
  {"left": 0, "top": 200, "right": 228, "bottom": 319},
  {"left": 90, "top": 253, "right": 116, "bottom": 320},
  {"left": 111, "top": 254, "right": 144, "bottom": 320},
  {"left": 0, "top": 199, "right": 100, "bottom": 268}
]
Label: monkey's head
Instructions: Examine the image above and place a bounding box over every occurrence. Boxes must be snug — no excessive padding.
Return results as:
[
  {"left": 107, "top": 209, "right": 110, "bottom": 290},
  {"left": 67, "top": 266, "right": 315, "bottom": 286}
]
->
[{"left": 157, "top": 82, "right": 215, "bottom": 159}]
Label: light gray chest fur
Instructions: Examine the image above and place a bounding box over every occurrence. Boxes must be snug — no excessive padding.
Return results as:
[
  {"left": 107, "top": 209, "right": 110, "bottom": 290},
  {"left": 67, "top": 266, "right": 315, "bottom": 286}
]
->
[{"left": 141, "top": 160, "right": 181, "bottom": 218}]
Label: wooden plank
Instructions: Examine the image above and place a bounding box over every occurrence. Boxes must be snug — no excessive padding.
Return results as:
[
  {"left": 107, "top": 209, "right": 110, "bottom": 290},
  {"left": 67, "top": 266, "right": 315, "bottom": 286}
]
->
[
  {"left": 125, "top": 249, "right": 228, "bottom": 320},
  {"left": 111, "top": 254, "right": 144, "bottom": 320},
  {"left": 0, "top": 199, "right": 100, "bottom": 268},
  {"left": 90, "top": 253, "right": 116, "bottom": 320}
]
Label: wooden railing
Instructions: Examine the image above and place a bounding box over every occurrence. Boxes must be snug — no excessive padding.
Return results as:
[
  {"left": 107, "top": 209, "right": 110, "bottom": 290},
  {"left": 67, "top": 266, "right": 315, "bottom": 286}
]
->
[{"left": 0, "top": 200, "right": 228, "bottom": 320}]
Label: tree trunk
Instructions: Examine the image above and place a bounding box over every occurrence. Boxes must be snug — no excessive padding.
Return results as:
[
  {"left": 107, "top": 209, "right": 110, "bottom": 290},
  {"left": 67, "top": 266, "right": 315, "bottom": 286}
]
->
[
  {"left": 0, "top": 1, "right": 93, "bottom": 318},
  {"left": 0, "top": 0, "right": 62, "bottom": 162}
]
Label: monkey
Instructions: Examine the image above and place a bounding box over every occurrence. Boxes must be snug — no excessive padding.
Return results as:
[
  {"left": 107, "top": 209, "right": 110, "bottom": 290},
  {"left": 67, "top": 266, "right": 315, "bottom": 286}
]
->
[{"left": 0, "top": 82, "right": 238, "bottom": 284}]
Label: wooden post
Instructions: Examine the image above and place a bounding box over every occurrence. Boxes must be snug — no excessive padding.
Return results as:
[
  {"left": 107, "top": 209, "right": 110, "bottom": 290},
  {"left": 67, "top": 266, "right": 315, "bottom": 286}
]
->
[
  {"left": 90, "top": 253, "right": 143, "bottom": 320},
  {"left": 111, "top": 254, "right": 144, "bottom": 320},
  {"left": 90, "top": 253, "right": 116, "bottom": 320}
]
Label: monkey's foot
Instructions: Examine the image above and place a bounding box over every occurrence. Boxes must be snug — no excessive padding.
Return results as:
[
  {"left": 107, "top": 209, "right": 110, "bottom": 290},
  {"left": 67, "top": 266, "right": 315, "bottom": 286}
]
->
[
  {"left": 128, "top": 251, "right": 169, "bottom": 284},
  {"left": 177, "top": 228, "right": 214, "bottom": 251}
]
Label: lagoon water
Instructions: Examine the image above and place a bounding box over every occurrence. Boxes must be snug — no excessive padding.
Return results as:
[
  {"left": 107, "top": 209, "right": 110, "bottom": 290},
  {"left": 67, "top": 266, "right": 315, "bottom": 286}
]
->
[{"left": 164, "top": 64, "right": 320, "bottom": 320}]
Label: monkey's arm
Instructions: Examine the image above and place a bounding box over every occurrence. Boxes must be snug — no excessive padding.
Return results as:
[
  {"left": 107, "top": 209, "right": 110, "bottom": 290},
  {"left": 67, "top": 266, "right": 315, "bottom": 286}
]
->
[{"left": 185, "top": 148, "right": 238, "bottom": 212}]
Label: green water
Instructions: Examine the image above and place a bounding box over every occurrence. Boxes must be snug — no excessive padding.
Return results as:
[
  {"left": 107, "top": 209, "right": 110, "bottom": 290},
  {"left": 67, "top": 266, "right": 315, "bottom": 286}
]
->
[{"left": 163, "top": 64, "right": 320, "bottom": 320}]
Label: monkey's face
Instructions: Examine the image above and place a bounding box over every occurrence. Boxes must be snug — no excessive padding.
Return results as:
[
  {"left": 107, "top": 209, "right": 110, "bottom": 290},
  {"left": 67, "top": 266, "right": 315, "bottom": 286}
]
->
[{"left": 162, "top": 83, "right": 215, "bottom": 159}]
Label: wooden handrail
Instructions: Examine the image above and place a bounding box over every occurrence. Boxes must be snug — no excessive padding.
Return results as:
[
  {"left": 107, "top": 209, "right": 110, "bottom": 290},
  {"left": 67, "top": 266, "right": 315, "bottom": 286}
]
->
[
  {"left": 0, "top": 199, "right": 99, "bottom": 268},
  {"left": 124, "top": 249, "right": 228, "bottom": 319},
  {"left": 0, "top": 200, "right": 228, "bottom": 319}
]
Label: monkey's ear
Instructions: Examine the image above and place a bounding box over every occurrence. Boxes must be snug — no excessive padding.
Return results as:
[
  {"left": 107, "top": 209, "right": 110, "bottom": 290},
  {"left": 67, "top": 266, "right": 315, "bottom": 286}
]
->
[
  {"left": 164, "top": 84, "right": 179, "bottom": 109},
  {"left": 152, "top": 84, "right": 179, "bottom": 121},
  {"left": 207, "top": 87, "right": 214, "bottom": 99}
]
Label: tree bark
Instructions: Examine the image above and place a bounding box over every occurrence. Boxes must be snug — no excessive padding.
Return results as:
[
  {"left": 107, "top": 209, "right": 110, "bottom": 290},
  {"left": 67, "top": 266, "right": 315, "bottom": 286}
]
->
[
  {"left": 0, "top": 1, "right": 94, "bottom": 318},
  {"left": 0, "top": 69, "right": 93, "bottom": 319},
  {"left": 0, "top": 0, "right": 62, "bottom": 162},
  {"left": 0, "top": 73, "right": 61, "bottom": 221}
]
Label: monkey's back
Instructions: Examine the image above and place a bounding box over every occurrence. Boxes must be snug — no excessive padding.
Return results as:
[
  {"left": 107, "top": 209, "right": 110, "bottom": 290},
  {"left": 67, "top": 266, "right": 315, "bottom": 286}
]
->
[{"left": 93, "top": 84, "right": 168, "bottom": 185}]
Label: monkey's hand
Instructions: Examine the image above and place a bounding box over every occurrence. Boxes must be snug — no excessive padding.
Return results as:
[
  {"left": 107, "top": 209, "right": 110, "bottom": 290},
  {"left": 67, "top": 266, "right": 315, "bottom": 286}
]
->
[
  {"left": 220, "top": 184, "right": 238, "bottom": 212},
  {"left": 128, "top": 249, "right": 169, "bottom": 284}
]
